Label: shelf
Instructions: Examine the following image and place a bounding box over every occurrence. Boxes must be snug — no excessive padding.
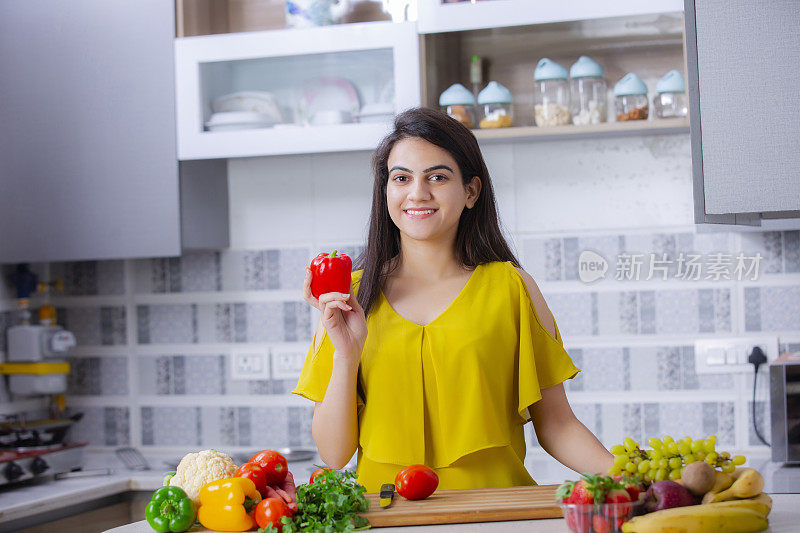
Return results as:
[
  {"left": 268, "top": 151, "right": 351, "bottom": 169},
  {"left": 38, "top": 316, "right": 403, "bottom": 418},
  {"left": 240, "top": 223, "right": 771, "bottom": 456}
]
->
[
  {"left": 417, "top": 0, "right": 684, "bottom": 34},
  {"left": 472, "top": 118, "right": 689, "bottom": 142}
]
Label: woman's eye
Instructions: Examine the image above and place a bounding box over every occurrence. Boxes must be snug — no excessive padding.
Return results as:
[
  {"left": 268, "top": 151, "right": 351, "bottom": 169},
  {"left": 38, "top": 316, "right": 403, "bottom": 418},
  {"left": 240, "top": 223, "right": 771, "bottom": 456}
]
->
[
  {"left": 392, "top": 175, "right": 408, "bottom": 182},
  {"left": 430, "top": 174, "right": 447, "bottom": 182}
]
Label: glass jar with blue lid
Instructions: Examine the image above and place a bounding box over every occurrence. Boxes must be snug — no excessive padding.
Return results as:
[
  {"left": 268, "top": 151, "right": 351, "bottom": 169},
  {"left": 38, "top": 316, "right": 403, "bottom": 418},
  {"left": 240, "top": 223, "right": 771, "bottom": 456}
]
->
[
  {"left": 569, "top": 56, "right": 607, "bottom": 125},
  {"left": 477, "top": 81, "right": 513, "bottom": 128},
  {"left": 653, "top": 70, "right": 688, "bottom": 119},
  {"left": 534, "top": 58, "right": 571, "bottom": 127},
  {"left": 614, "top": 73, "right": 649, "bottom": 121},
  {"left": 439, "top": 83, "right": 476, "bottom": 129}
]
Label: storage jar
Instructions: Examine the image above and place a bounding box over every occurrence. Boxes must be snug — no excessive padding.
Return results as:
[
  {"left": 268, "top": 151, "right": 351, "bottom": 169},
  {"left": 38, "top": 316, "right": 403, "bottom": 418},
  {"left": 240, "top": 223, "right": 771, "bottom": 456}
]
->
[
  {"left": 439, "top": 83, "right": 476, "bottom": 129},
  {"left": 614, "top": 73, "right": 649, "bottom": 121},
  {"left": 569, "top": 56, "right": 607, "bottom": 125},
  {"left": 477, "top": 81, "right": 513, "bottom": 128},
  {"left": 534, "top": 58, "right": 571, "bottom": 127},
  {"left": 653, "top": 70, "right": 688, "bottom": 119}
]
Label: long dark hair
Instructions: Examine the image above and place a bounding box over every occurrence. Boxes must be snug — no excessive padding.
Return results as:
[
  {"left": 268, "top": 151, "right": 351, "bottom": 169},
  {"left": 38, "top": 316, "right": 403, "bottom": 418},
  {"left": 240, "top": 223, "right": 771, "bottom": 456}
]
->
[{"left": 356, "top": 107, "right": 519, "bottom": 315}]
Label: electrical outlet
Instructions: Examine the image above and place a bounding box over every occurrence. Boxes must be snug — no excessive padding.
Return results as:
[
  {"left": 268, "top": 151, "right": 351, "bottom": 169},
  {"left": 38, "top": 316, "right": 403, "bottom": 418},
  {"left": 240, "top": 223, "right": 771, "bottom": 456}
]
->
[
  {"left": 230, "top": 351, "right": 270, "bottom": 381},
  {"left": 271, "top": 348, "right": 306, "bottom": 380},
  {"left": 695, "top": 336, "right": 779, "bottom": 374}
]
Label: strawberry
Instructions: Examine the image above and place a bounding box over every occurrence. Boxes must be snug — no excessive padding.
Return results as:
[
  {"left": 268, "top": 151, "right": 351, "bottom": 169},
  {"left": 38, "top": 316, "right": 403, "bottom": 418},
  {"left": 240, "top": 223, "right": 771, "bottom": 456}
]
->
[
  {"left": 556, "top": 480, "right": 576, "bottom": 502},
  {"left": 612, "top": 475, "right": 643, "bottom": 501},
  {"left": 568, "top": 478, "right": 599, "bottom": 505},
  {"left": 604, "top": 488, "right": 633, "bottom": 517},
  {"left": 565, "top": 510, "right": 593, "bottom": 533},
  {"left": 591, "top": 514, "right": 624, "bottom": 533}
]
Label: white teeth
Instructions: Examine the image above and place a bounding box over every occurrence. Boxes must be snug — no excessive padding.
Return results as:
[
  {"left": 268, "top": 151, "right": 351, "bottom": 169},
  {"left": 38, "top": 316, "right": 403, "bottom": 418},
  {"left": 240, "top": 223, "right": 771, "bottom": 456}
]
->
[{"left": 406, "top": 209, "right": 436, "bottom": 215}]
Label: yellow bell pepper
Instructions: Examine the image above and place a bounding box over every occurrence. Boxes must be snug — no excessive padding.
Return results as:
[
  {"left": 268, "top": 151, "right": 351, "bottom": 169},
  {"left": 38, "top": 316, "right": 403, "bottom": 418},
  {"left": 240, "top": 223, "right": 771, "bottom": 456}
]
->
[{"left": 197, "top": 477, "right": 261, "bottom": 532}]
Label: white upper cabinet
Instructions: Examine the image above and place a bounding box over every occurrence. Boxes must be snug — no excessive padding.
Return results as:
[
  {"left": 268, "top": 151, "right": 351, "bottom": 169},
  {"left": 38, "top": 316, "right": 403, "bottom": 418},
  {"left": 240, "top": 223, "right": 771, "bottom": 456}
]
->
[
  {"left": 175, "top": 21, "right": 420, "bottom": 160},
  {"left": 416, "top": 0, "right": 684, "bottom": 34}
]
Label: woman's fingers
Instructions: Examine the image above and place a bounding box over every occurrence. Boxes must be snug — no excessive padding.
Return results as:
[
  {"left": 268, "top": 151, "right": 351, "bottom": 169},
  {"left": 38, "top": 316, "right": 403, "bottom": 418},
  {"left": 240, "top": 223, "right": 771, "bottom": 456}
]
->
[{"left": 302, "top": 268, "right": 320, "bottom": 309}]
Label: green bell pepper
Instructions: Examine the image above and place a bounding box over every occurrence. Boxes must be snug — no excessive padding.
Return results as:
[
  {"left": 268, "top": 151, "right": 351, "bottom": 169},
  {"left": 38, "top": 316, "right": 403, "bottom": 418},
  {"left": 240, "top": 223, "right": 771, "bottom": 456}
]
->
[{"left": 145, "top": 486, "right": 196, "bottom": 533}]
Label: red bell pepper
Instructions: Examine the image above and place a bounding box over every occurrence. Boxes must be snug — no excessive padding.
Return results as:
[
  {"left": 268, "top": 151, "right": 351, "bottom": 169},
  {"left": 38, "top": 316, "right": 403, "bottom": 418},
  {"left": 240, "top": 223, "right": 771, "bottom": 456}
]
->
[{"left": 309, "top": 250, "right": 352, "bottom": 299}]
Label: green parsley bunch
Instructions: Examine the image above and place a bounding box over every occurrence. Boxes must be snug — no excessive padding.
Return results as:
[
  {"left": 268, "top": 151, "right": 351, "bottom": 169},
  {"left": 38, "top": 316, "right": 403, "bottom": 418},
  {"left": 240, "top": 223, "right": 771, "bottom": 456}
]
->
[{"left": 259, "top": 468, "right": 371, "bottom": 533}]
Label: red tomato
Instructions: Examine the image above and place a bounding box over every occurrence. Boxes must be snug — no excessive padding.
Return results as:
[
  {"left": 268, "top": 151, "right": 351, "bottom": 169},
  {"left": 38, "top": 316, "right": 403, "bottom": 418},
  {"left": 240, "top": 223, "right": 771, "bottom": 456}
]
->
[
  {"left": 234, "top": 462, "right": 268, "bottom": 498},
  {"left": 249, "top": 450, "right": 288, "bottom": 485},
  {"left": 395, "top": 464, "right": 439, "bottom": 500},
  {"left": 254, "top": 497, "right": 292, "bottom": 531},
  {"left": 309, "top": 468, "right": 335, "bottom": 484}
]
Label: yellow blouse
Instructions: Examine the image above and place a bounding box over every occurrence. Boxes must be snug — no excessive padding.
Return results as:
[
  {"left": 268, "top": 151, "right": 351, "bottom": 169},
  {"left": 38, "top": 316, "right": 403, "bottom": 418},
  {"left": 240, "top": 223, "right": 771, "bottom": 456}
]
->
[{"left": 291, "top": 261, "right": 579, "bottom": 493}]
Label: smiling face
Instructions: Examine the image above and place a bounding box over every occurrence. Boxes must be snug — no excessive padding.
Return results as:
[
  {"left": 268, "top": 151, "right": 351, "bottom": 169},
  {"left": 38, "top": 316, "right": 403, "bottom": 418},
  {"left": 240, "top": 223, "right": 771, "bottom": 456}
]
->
[{"left": 386, "top": 137, "right": 480, "bottom": 246}]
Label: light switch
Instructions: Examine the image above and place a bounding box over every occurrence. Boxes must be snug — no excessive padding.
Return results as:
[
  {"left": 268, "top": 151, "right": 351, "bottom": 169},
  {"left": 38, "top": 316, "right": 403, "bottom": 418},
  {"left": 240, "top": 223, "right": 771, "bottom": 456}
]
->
[
  {"left": 725, "top": 348, "right": 738, "bottom": 365},
  {"left": 706, "top": 348, "right": 726, "bottom": 365}
]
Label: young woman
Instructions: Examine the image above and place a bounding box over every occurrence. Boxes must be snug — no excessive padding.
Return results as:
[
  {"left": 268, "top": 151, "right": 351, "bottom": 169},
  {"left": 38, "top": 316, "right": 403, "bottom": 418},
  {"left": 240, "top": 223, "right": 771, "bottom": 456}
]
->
[{"left": 293, "top": 107, "right": 613, "bottom": 493}]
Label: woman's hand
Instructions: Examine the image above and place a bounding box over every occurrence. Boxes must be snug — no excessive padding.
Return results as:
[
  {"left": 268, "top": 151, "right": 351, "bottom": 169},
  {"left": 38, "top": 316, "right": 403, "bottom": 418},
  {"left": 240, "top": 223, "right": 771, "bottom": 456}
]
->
[
  {"left": 303, "top": 268, "right": 367, "bottom": 361},
  {"left": 262, "top": 470, "right": 298, "bottom": 514}
]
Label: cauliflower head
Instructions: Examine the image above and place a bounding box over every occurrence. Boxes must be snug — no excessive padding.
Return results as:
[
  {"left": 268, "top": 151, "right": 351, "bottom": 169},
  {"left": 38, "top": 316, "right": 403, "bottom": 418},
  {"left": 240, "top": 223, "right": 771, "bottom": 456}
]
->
[{"left": 168, "top": 449, "right": 237, "bottom": 504}]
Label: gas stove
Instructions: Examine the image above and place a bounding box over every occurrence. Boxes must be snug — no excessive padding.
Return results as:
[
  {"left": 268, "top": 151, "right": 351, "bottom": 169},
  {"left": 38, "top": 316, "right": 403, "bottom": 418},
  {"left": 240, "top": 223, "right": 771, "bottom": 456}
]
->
[{"left": 0, "top": 442, "right": 86, "bottom": 486}]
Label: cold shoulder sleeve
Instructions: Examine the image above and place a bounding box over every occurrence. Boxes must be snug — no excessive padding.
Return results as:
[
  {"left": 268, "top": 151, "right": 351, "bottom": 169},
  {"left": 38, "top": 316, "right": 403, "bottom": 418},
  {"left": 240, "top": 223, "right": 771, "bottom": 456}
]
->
[
  {"left": 511, "top": 264, "right": 580, "bottom": 424},
  {"left": 290, "top": 271, "right": 365, "bottom": 409}
]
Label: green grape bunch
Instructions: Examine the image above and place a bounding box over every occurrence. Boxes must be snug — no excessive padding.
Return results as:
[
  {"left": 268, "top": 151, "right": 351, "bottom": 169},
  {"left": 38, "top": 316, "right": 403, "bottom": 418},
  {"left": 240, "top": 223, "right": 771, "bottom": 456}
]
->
[{"left": 607, "top": 435, "right": 746, "bottom": 485}]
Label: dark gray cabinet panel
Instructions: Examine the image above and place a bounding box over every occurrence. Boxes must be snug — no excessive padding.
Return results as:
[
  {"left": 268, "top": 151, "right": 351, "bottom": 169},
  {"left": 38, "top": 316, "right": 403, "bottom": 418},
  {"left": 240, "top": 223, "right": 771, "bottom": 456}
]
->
[
  {"left": 685, "top": 0, "right": 800, "bottom": 224},
  {"left": 0, "top": 0, "right": 193, "bottom": 262}
]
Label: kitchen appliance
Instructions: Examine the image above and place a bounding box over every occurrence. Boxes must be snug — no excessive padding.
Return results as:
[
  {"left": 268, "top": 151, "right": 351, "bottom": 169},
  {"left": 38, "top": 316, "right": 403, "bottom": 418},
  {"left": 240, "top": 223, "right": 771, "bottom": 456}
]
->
[
  {"left": 1, "top": 305, "right": 76, "bottom": 396},
  {"left": 359, "top": 484, "right": 562, "bottom": 526},
  {"left": 770, "top": 360, "right": 800, "bottom": 463},
  {"left": 0, "top": 442, "right": 87, "bottom": 487}
]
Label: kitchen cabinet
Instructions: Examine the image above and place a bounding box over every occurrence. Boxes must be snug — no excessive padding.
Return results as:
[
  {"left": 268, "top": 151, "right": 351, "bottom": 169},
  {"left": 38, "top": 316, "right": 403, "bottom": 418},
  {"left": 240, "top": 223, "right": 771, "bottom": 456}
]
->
[
  {"left": 0, "top": 0, "right": 228, "bottom": 264},
  {"left": 175, "top": 21, "right": 420, "bottom": 159},
  {"left": 416, "top": 0, "right": 684, "bottom": 34},
  {"left": 422, "top": 11, "right": 688, "bottom": 133},
  {"left": 684, "top": 0, "right": 800, "bottom": 226}
]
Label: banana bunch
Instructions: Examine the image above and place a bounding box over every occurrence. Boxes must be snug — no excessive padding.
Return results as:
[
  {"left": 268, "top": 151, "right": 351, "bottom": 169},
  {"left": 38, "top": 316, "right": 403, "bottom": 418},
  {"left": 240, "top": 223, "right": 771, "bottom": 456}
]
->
[{"left": 621, "top": 468, "right": 771, "bottom": 533}]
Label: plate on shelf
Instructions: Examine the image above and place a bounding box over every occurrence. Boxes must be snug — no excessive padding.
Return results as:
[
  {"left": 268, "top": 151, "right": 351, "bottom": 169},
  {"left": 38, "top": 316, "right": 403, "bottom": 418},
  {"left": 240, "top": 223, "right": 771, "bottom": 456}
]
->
[
  {"left": 205, "top": 111, "right": 280, "bottom": 132},
  {"left": 355, "top": 102, "right": 394, "bottom": 123},
  {"left": 300, "top": 77, "right": 360, "bottom": 125},
  {"left": 212, "top": 91, "right": 283, "bottom": 124}
]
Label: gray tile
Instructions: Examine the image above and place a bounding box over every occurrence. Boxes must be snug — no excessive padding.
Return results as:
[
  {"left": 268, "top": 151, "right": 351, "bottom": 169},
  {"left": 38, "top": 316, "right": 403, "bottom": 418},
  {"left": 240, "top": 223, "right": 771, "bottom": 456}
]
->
[
  {"left": 643, "top": 403, "right": 660, "bottom": 437},
  {"left": 740, "top": 232, "right": 782, "bottom": 274},
  {"left": 590, "top": 293, "right": 599, "bottom": 335},
  {"left": 563, "top": 238, "right": 579, "bottom": 281},
  {"left": 619, "top": 292, "right": 638, "bottom": 334},
  {"left": 657, "top": 347, "right": 681, "bottom": 390},
  {"left": 180, "top": 252, "right": 221, "bottom": 292},
  {"left": 714, "top": 289, "right": 732, "bottom": 332},
  {"left": 141, "top": 406, "right": 201, "bottom": 446},
  {"left": 100, "top": 307, "right": 127, "bottom": 345},
  {"left": 622, "top": 348, "right": 631, "bottom": 390},
  {"left": 71, "top": 406, "right": 129, "bottom": 446},
  {"left": 717, "top": 402, "right": 735, "bottom": 446},
  {"left": 744, "top": 287, "right": 762, "bottom": 332},
  {"left": 577, "top": 348, "right": 625, "bottom": 391},
  {"left": 622, "top": 404, "right": 643, "bottom": 444},
  {"left": 140, "top": 304, "right": 195, "bottom": 344},
  {"left": 640, "top": 291, "right": 656, "bottom": 334},
  {"left": 701, "top": 402, "right": 718, "bottom": 436},
  {"left": 681, "top": 346, "right": 700, "bottom": 389},
  {"left": 654, "top": 290, "right": 699, "bottom": 334},
  {"left": 544, "top": 239, "right": 562, "bottom": 281},
  {"left": 238, "top": 407, "right": 252, "bottom": 447},
  {"left": 785, "top": 231, "right": 800, "bottom": 273},
  {"left": 244, "top": 302, "right": 284, "bottom": 342},
  {"left": 67, "top": 356, "right": 128, "bottom": 395},
  {"left": 137, "top": 305, "right": 150, "bottom": 344},
  {"left": 760, "top": 286, "right": 800, "bottom": 331},
  {"left": 50, "top": 261, "right": 98, "bottom": 296},
  {"left": 251, "top": 407, "right": 289, "bottom": 449},
  {"left": 0, "top": 310, "right": 10, "bottom": 352},
  {"left": 697, "top": 289, "right": 715, "bottom": 333},
  {"left": 287, "top": 406, "right": 314, "bottom": 448}
]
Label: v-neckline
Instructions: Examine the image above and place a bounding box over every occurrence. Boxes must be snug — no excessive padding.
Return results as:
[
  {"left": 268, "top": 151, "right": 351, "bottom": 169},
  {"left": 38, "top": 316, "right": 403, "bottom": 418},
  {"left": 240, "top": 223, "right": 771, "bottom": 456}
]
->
[{"left": 379, "top": 263, "right": 483, "bottom": 328}]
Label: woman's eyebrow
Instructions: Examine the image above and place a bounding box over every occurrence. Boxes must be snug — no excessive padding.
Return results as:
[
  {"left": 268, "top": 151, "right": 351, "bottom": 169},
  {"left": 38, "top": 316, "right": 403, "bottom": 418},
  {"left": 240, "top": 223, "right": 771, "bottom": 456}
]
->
[{"left": 388, "top": 164, "right": 454, "bottom": 174}]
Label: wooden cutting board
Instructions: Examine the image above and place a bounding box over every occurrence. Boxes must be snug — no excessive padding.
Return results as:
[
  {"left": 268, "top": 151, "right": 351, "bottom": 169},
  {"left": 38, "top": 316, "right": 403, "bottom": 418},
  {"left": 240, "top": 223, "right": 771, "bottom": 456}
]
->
[{"left": 359, "top": 484, "right": 563, "bottom": 527}]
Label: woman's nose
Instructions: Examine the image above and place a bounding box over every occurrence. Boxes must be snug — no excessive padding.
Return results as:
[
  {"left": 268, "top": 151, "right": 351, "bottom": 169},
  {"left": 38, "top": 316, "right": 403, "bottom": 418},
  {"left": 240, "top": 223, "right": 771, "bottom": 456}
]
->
[{"left": 408, "top": 178, "right": 432, "bottom": 200}]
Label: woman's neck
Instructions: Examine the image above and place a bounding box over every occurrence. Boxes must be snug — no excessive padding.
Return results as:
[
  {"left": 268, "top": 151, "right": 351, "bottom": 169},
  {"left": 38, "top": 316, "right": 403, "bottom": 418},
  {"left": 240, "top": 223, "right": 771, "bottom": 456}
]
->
[{"left": 393, "top": 237, "right": 467, "bottom": 283}]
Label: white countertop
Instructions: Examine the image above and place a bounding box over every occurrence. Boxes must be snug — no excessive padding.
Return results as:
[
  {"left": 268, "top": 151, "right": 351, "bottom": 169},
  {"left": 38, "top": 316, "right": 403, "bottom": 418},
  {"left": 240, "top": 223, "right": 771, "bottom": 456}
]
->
[
  {"left": 1, "top": 451, "right": 798, "bottom": 530},
  {"left": 104, "top": 494, "right": 800, "bottom": 533}
]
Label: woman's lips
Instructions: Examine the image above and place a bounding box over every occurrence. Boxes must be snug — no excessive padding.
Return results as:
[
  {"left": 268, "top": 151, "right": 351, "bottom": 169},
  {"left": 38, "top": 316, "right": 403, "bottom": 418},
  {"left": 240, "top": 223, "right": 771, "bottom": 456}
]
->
[{"left": 404, "top": 209, "right": 437, "bottom": 220}]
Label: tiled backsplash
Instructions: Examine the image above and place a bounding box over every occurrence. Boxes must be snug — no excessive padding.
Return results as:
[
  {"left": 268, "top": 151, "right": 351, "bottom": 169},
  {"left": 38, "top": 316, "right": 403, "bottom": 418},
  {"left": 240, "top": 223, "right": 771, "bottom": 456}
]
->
[{"left": 2, "top": 135, "right": 799, "bottom": 475}]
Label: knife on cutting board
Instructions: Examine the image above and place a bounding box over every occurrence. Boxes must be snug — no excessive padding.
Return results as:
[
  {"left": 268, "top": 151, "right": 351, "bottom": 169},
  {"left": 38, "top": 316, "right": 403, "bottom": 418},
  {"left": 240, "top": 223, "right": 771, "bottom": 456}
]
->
[{"left": 379, "top": 483, "right": 395, "bottom": 508}]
